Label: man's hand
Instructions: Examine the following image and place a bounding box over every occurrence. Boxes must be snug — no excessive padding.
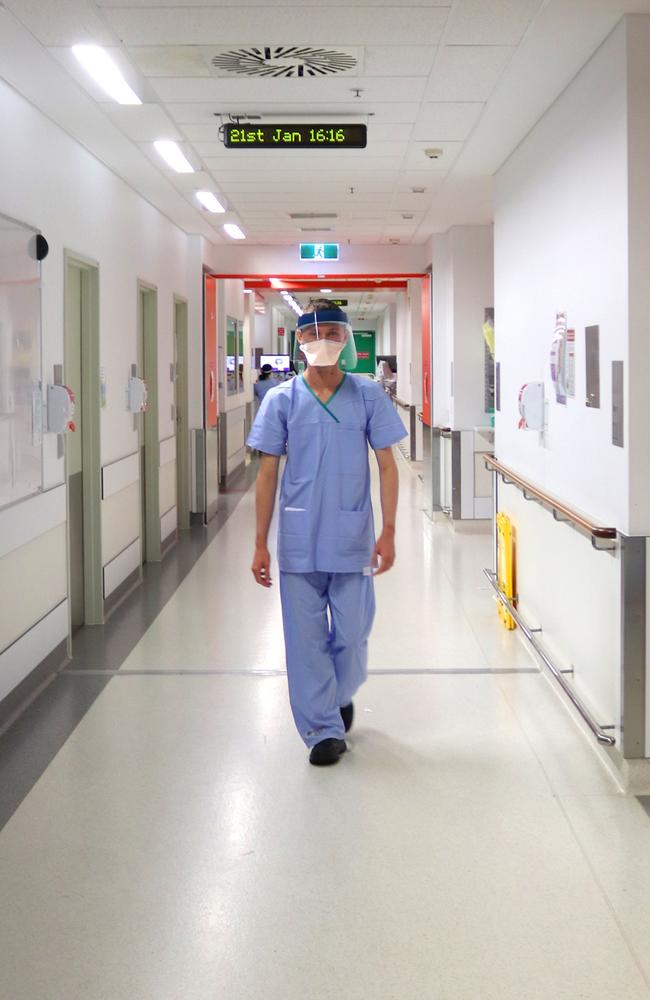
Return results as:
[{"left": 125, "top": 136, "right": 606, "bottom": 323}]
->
[
  {"left": 252, "top": 545, "right": 273, "bottom": 587},
  {"left": 371, "top": 528, "right": 396, "bottom": 576}
]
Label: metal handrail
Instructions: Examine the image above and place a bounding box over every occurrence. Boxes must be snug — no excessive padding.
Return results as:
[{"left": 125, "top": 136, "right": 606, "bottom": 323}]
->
[
  {"left": 483, "top": 570, "right": 616, "bottom": 746},
  {"left": 484, "top": 455, "right": 617, "bottom": 548}
]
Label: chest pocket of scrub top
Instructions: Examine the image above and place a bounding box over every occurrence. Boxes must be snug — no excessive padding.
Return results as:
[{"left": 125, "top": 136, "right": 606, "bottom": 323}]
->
[{"left": 335, "top": 422, "right": 370, "bottom": 511}]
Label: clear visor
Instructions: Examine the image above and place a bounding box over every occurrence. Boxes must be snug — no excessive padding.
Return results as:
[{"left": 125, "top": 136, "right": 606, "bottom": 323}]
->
[{"left": 294, "top": 317, "right": 357, "bottom": 369}]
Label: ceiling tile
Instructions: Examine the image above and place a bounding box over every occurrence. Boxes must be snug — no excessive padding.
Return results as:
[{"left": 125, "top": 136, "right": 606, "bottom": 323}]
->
[
  {"left": 204, "top": 155, "right": 404, "bottom": 172},
  {"left": 128, "top": 46, "right": 211, "bottom": 77},
  {"left": 150, "top": 76, "right": 428, "bottom": 103},
  {"left": 426, "top": 45, "right": 514, "bottom": 101},
  {"left": 3, "top": 0, "right": 116, "bottom": 45},
  {"left": 98, "top": 0, "right": 450, "bottom": 6},
  {"left": 102, "top": 104, "right": 182, "bottom": 141},
  {"left": 101, "top": 7, "right": 450, "bottom": 46},
  {"left": 363, "top": 45, "right": 437, "bottom": 77},
  {"left": 413, "top": 102, "right": 483, "bottom": 141},
  {"left": 444, "top": 0, "right": 544, "bottom": 46}
]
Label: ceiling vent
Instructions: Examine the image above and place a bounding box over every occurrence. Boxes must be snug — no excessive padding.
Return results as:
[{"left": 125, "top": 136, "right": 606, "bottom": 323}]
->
[
  {"left": 206, "top": 46, "right": 359, "bottom": 78},
  {"left": 290, "top": 212, "right": 338, "bottom": 219},
  {"left": 299, "top": 227, "right": 333, "bottom": 232}
]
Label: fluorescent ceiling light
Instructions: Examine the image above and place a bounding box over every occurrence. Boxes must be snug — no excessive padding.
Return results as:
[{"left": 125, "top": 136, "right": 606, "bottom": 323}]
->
[
  {"left": 195, "top": 191, "right": 225, "bottom": 213},
  {"left": 154, "top": 140, "right": 194, "bottom": 173},
  {"left": 223, "top": 223, "right": 246, "bottom": 240},
  {"left": 72, "top": 45, "right": 142, "bottom": 105},
  {"left": 320, "top": 288, "right": 332, "bottom": 293}
]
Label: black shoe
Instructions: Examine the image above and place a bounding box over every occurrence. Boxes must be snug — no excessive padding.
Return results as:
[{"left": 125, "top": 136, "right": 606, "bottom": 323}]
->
[
  {"left": 340, "top": 702, "right": 354, "bottom": 733},
  {"left": 309, "top": 738, "right": 347, "bottom": 766}
]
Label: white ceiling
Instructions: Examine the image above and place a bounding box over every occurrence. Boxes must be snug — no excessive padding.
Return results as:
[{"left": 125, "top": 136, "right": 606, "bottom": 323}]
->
[{"left": 2, "top": 0, "right": 650, "bottom": 247}]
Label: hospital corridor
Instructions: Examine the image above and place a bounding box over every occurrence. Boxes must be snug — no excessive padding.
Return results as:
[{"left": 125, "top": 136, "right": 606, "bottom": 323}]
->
[
  {"left": 5, "top": 0, "right": 650, "bottom": 996},
  {"left": 2, "top": 457, "right": 650, "bottom": 999}
]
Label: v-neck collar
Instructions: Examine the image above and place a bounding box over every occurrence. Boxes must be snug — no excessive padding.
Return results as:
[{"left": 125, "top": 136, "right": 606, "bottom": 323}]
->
[{"left": 300, "top": 373, "right": 347, "bottom": 422}]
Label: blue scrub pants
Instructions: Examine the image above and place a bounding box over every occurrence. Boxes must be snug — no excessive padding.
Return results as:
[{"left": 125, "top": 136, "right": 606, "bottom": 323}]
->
[{"left": 279, "top": 572, "right": 376, "bottom": 747}]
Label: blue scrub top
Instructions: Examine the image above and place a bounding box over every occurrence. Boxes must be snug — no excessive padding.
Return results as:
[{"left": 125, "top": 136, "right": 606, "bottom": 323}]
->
[
  {"left": 247, "top": 374, "right": 407, "bottom": 573},
  {"left": 254, "top": 377, "right": 278, "bottom": 403}
]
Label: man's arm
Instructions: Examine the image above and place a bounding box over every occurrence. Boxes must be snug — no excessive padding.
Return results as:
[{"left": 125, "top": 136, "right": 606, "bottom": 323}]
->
[
  {"left": 252, "top": 454, "right": 280, "bottom": 587},
  {"left": 371, "top": 446, "right": 399, "bottom": 575}
]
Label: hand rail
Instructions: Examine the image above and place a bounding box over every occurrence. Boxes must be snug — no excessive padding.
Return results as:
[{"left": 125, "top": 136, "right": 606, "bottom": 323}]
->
[
  {"left": 484, "top": 455, "right": 617, "bottom": 549},
  {"left": 483, "top": 570, "right": 616, "bottom": 747}
]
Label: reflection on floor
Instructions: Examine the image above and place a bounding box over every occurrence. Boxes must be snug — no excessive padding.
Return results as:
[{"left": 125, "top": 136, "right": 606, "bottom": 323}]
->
[{"left": 1, "top": 454, "right": 650, "bottom": 1000}]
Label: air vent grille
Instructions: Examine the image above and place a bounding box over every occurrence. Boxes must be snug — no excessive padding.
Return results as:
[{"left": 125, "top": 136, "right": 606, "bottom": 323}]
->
[
  {"left": 290, "top": 212, "right": 338, "bottom": 219},
  {"left": 207, "top": 46, "right": 358, "bottom": 78}
]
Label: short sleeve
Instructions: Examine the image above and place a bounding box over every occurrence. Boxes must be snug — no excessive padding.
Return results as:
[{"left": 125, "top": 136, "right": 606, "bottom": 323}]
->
[
  {"left": 247, "top": 388, "right": 287, "bottom": 455},
  {"left": 364, "top": 386, "right": 408, "bottom": 451}
]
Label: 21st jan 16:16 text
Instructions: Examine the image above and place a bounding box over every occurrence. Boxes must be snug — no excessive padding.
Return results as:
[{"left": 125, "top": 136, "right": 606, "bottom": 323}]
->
[{"left": 227, "top": 128, "right": 347, "bottom": 144}]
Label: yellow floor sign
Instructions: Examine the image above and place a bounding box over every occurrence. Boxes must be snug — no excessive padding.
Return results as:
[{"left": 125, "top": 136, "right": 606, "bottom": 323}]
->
[{"left": 496, "top": 512, "right": 516, "bottom": 630}]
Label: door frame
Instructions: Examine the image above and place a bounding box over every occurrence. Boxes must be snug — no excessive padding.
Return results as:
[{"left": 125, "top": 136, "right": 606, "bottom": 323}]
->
[
  {"left": 174, "top": 295, "right": 190, "bottom": 530},
  {"left": 63, "top": 250, "right": 103, "bottom": 633},
  {"left": 137, "top": 280, "right": 161, "bottom": 563}
]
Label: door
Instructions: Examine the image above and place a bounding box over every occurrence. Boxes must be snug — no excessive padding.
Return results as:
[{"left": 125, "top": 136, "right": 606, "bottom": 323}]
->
[
  {"left": 174, "top": 298, "right": 190, "bottom": 530},
  {"left": 65, "top": 263, "right": 84, "bottom": 631},
  {"left": 137, "top": 288, "right": 147, "bottom": 563},
  {"left": 63, "top": 253, "right": 103, "bottom": 629}
]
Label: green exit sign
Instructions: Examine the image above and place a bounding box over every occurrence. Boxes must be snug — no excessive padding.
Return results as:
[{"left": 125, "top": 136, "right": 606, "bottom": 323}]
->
[{"left": 299, "top": 243, "right": 339, "bottom": 261}]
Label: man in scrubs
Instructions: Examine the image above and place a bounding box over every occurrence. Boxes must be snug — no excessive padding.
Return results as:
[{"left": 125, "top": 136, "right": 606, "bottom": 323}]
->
[{"left": 247, "top": 301, "right": 407, "bottom": 766}]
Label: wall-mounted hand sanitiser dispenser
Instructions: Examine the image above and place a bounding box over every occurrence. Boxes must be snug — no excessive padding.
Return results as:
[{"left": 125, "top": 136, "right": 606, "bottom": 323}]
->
[
  {"left": 127, "top": 376, "right": 148, "bottom": 413},
  {"left": 46, "top": 384, "right": 76, "bottom": 433},
  {"left": 518, "top": 382, "right": 545, "bottom": 431}
]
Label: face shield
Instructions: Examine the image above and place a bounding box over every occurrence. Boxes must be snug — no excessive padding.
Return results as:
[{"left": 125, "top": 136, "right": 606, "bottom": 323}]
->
[{"left": 294, "top": 308, "right": 357, "bottom": 370}]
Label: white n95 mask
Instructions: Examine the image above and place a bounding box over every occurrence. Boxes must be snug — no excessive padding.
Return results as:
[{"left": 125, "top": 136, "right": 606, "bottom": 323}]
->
[{"left": 300, "top": 339, "right": 345, "bottom": 367}]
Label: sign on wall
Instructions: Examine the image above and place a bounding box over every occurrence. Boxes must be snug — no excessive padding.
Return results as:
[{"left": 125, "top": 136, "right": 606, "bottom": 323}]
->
[{"left": 299, "top": 243, "right": 339, "bottom": 261}]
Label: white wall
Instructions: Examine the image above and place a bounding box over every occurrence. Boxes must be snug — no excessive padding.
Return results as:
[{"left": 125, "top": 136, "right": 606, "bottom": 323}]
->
[
  {"left": 431, "top": 231, "right": 453, "bottom": 428},
  {"left": 202, "top": 243, "right": 428, "bottom": 276},
  {"left": 450, "top": 227, "right": 494, "bottom": 430},
  {"left": 494, "top": 19, "right": 629, "bottom": 531},
  {"left": 430, "top": 227, "right": 493, "bottom": 431},
  {"left": 0, "top": 76, "right": 203, "bottom": 699},
  {"left": 254, "top": 309, "right": 272, "bottom": 354},
  {"left": 626, "top": 16, "right": 650, "bottom": 535}
]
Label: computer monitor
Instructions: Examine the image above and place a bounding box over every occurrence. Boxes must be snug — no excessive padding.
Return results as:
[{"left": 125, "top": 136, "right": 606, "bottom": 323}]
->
[
  {"left": 261, "top": 354, "right": 291, "bottom": 372},
  {"left": 376, "top": 355, "right": 397, "bottom": 374}
]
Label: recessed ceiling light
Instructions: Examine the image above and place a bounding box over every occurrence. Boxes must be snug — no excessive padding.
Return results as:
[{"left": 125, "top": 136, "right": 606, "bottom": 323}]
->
[
  {"left": 154, "top": 140, "right": 194, "bottom": 173},
  {"left": 223, "top": 223, "right": 246, "bottom": 240},
  {"left": 320, "top": 288, "right": 332, "bottom": 293},
  {"left": 195, "top": 191, "right": 225, "bottom": 213},
  {"left": 72, "top": 45, "right": 142, "bottom": 105}
]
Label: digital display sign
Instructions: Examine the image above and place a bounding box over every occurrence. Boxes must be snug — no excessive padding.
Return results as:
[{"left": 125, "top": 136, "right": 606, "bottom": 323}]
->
[{"left": 223, "top": 124, "right": 367, "bottom": 149}]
